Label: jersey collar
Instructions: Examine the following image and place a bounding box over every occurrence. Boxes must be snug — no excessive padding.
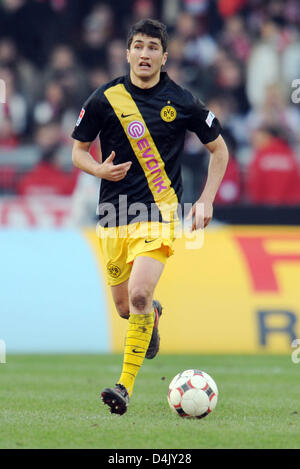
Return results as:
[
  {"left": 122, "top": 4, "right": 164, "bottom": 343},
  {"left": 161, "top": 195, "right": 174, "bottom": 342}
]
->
[{"left": 124, "top": 72, "right": 169, "bottom": 96}]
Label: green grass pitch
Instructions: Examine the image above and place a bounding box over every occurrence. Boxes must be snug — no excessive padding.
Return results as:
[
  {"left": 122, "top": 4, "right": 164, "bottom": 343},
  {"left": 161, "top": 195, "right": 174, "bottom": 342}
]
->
[{"left": 0, "top": 354, "right": 299, "bottom": 449}]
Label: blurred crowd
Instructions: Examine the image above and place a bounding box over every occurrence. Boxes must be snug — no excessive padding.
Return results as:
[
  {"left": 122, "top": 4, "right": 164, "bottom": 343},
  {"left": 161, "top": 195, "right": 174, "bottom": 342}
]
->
[{"left": 1, "top": 0, "right": 300, "bottom": 210}]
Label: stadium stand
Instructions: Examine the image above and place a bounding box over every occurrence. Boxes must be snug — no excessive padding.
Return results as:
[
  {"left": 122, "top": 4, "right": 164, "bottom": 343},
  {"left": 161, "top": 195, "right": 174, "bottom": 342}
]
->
[{"left": 0, "top": 0, "right": 299, "bottom": 225}]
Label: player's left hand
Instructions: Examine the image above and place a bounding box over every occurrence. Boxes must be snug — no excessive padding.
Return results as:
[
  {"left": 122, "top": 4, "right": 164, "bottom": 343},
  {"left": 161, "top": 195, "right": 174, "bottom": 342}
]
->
[{"left": 185, "top": 197, "right": 213, "bottom": 231}]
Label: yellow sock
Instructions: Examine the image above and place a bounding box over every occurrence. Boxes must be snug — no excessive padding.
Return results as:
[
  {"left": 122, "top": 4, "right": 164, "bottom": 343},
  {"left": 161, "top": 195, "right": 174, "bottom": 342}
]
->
[{"left": 118, "top": 311, "right": 154, "bottom": 397}]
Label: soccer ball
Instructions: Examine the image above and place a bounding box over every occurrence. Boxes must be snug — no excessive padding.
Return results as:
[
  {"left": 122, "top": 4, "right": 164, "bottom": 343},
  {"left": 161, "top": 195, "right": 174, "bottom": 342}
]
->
[{"left": 167, "top": 369, "right": 218, "bottom": 418}]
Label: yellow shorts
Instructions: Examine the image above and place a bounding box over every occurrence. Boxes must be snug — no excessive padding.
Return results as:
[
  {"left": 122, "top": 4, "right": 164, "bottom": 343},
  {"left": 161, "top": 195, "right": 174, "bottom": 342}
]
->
[{"left": 97, "top": 221, "right": 177, "bottom": 286}]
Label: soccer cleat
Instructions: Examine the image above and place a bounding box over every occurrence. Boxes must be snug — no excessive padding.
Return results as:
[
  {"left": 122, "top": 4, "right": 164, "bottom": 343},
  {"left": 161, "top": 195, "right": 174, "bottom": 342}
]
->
[
  {"left": 146, "top": 300, "right": 163, "bottom": 359},
  {"left": 101, "top": 383, "right": 129, "bottom": 415}
]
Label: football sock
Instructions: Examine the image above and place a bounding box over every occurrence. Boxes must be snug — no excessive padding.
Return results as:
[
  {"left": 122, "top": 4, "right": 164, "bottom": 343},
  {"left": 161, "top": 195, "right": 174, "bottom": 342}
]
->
[{"left": 118, "top": 310, "right": 154, "bottom": 397}]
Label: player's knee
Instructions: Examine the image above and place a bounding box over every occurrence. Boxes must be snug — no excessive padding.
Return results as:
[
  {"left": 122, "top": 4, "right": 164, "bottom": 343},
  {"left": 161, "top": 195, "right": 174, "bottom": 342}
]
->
[
  {"left": 131, "top": 293, "right": 147, "bottom": 311},
  {"left": 129, "top": 287, "right": 151, "bottom": 312}
]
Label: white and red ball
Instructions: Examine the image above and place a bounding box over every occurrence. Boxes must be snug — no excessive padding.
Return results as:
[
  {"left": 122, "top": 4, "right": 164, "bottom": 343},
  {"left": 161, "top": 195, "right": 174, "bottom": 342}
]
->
[{"left": 167, "top": 369, "right": 218, "bottom": 418}]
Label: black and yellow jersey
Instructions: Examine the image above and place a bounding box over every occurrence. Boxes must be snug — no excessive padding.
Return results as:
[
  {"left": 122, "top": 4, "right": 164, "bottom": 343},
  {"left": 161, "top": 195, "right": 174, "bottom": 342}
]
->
[{"left": 72, "top": 72, "right": 221, "bottom": 226}]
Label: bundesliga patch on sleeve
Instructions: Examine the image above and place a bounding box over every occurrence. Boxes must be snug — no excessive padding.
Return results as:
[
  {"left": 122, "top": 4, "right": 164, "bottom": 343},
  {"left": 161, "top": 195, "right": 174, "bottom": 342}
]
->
[
  {"left": 205, "top": 110, "right": 215, "bottom": 128},
  {"left": 76, "top": 108, "right": 85, "bottom": 126}
]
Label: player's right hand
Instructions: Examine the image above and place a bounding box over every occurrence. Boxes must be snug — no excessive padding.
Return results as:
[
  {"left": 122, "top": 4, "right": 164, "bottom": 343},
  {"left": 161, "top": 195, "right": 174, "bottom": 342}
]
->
[{"left": 96, "top": 151, "right": 132, "bottom": 181}]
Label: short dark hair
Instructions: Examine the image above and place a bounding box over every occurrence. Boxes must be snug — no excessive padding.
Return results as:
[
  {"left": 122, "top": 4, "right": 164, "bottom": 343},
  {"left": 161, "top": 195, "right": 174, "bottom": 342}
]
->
[{"left": 127, "top": 19, "right": 168, "bottom": 52}]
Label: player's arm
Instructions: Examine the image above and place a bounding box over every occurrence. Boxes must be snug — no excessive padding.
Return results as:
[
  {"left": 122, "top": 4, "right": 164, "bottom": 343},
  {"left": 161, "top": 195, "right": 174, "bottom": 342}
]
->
[
  {"left": 186, "top": 135, "right": 229, "bottom": 230},
  {"left": 72, "top": 139, "right": 132, "bottom": 181},
  {"left": 72, "top": 90, "right": 132, "bottom": 181}
]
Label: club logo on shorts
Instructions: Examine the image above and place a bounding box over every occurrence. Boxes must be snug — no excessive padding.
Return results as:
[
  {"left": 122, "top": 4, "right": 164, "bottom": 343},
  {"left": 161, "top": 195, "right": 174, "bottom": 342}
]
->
[
  {"left": 160, "top": 105, "right": 177, "bottom": 122},
  {"left": 107, "top": 262, "right": 121, "bottom": 278},
  {"left": 76, "top": 108, "right": 85, "bottom": 126},
  {"left": 127, "top": 121, "right": 145, "bottom": 139}
]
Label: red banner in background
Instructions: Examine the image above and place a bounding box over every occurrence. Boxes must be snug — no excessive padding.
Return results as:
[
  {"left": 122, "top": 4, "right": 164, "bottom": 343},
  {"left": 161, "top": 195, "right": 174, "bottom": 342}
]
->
[
  {"left": 0, "top": 196, "right": 72, "bottom": 227},
  {"left": 235, "top": 234, "right": 300, "bottom": 292},
  {"left": 84, "top": 226, "right": 300, "bottom": 353}
]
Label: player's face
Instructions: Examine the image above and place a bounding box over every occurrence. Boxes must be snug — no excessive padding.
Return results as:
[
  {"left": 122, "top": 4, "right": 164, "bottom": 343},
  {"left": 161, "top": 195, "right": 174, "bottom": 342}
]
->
[{"left": 127, "top": 34, "right": 168, "bottom": 82}]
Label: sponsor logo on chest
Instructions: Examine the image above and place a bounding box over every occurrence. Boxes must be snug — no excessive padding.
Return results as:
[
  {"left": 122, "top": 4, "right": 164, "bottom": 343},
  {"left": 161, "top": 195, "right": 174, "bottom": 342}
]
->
[
  {"left": 137, "top": 135, "right": 168, "bottom": 194},
  {"left": 126, "top": 120, "right": 167, "bottom": 194}
]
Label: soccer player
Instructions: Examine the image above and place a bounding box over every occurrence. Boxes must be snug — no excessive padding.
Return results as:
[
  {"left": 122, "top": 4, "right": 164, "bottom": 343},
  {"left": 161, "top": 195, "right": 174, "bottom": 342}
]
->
[{"left": 71, "top": 19, "right": 228, "bottom": 415}]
